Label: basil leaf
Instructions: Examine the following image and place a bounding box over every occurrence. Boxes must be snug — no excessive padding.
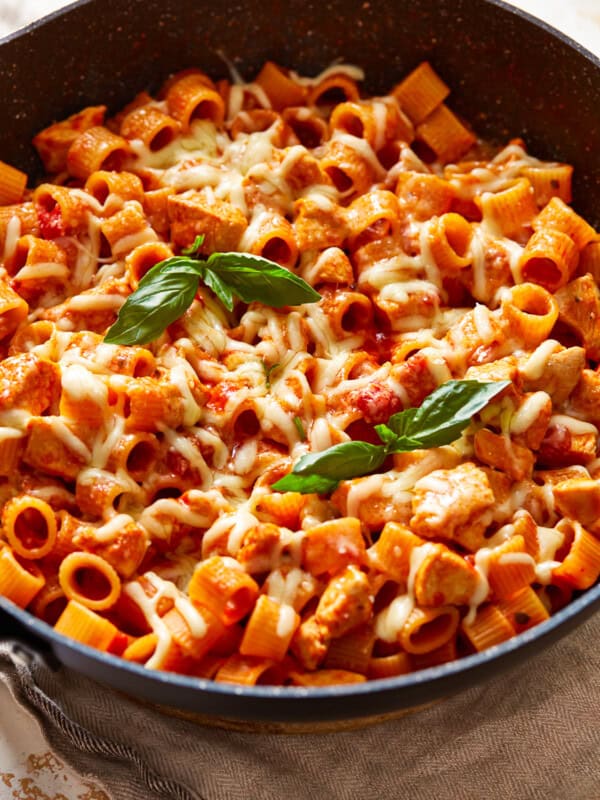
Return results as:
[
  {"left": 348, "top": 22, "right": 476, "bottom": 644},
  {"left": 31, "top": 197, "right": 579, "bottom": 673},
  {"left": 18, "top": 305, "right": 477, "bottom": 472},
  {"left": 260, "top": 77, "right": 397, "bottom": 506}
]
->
[
  {"left": 291, "top": 441, "right": 387, "bottom": 480},
  {"left": 271, "top": 473, "right": 339, "bottom": 494},
  {"left": 136, "top": 257, "right": 203, "bottom": 290},
  {"left": 385, "top": 407, "right": 418, "bottom": 438},
  {"left": 273, "top": 379, "right": 511, "bottom": 495},
  {"left": 375, "top": 424, "right": 423, "bottom": 452},
  {"left": 199, "top": 265, "right": 235, "bottom": 311},
  {"left": 104, "top": 271, "right": 199, "bottom": 345},
  {"left": 206, "top": 252, "right": 321, "bottom": 307},
  {"left": 293, "top": 415, "right": 307, "bottom": 441},
  {"left": 400, "top": 379, "right": 510, "bottom": 448},
  {"left": 181, "top": 234, "right": 206, "bottom": 257}
]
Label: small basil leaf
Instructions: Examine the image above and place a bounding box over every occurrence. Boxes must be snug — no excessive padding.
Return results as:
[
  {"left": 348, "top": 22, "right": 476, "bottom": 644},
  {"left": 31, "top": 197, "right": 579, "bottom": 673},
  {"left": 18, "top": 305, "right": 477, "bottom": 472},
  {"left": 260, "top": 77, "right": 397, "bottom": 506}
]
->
[
  {"left": 291, "top": 441, "right": 387, "bottom": 481},
  {"left": 293, "top": 415, "right": 307, "bottom": 441},
  {"left": 374, "top": 425, "right": 423, "bottom": 452},
  {"left": 374, "top": 424, "right": 399, "bottom": 446},
  {"left": 271, "top": 473, "right": 339, "bottom": 494},
  {"left": 201, "top": 266, "right": 235, "bottom": 311},
  {"left": 406, "top": 379, "right": 511, "bottom": 447},
  {"left": 137, "top": 257, "right": 203, "bottom": 290},
  {"left": 206, "top": 252, "right": 321, "bottom": 307},
  {"left": 104, "top": 271, "right": 199, "bottom": 345},
  {"left": 181, "top": 234, "right": 206, "bottom": 258},
  {"left": 386, "top": 407, "right": 418, "bottom": 438}
]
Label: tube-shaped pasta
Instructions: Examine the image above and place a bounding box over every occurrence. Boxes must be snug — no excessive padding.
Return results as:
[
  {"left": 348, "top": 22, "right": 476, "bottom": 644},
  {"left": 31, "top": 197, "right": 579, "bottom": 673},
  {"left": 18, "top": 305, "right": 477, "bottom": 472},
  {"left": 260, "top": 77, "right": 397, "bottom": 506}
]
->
[
  {"left": 396, "top": 172, "right": 455, "bottom": 220},
  {"left": 253, "top": 491, "right": 305, "bottom": 530},
  {"left": 75, "top": 472, "right": 138, "bottom": 517},
  {"left": 32, "top": 105, "right": 106, "bottom": 174},
  {"left": 188, "top": 555, "right": 259, "bottom": 625},
  {"left": 533, "top": 196, "right": 597, "bottom": 250},
  {"left": 161, "top": 604, "right": 224, "bottom": 660},
  {"left": 367, "top": 651, "right": 412, "bottom": 679},
  {"left": 230, "top": 109, "right": 284, "bottom": 141},
  {"left": 33, "top": 183, "right": 89, "bottom": 232},
  {"left": 67, "top": 126, "right": 131, "bottom": 181},
  {"left": 477, "top": 178, "right": 537, "bottom": 239},
  {"left": 0, "top": 203, "right": 38, "bottom": 253},
  {"left": 330, "top": 99, "right": 407, "bottom": 151},
  {"left": 85, "top": 170, "right": 145, "bottom": 207},
  {"left": 125, "top": 241, "right": 174, "bottom": 289},
  {"left": 486, "top": 534, "right": 537, "bottom": 599},
  {"left": 554, "top": 274, "right": 600, "bottom": 361},
  {"left": 320, "top": 139, "right": 376, "bottom": 196},
  {"left": 282, "top": 107, "right": 329, "bottom": 148},
  {"left": 54, "top": 600, "right": 118, "bottom": 651},
  {"left": 215, "top": 653, "right": 283, "bottom": 686},
  {"left": 427, "top": 212, "right": 473, "bottom": 273},
  {"left": 410, "top": 638, "right": 458, "bottom": 670},
  {"left": 290, "top": 668, "right": 366, "bottom": 686},
  {"left": 0, "top": 547, "right": 45, "bottom": 607},
  {"left": 499, "top": 283, "right": 559, "bottom": 346},
  {"left": 0, "top": 160, "right": 27, "bottom": 206},
  {"left": 552, "top": 520, "right": 600, "bottom": 590},
  {"left": 324, "top": 623, "right": 375, "bottom": 674},
  {"left": 461, "top": 604, "right": 515, "bottom": 651},
  {"left": 106, "top": 432, "right": 160, "bottom": 481},
  {"left": 58, "top": 551, "right": 121, "bottom": 611},
  {"left": 254, "top": 61, "right": 307, "bottom": 110},
  {"left": 0, "top": 433, "right": 24, "bottom": 477},
  {"left": 122, "top": 632, "right": 159, "bottom": 663},
  {"left": 416, "top": 104, "right": 476, "bottom": 164},
  {"left": 302, "top": 517, "right": 366, "bottom": 575},
  {"left": 392, "top": 62, "right": 450, "bottom": 124},
  {"left": 0, "top": 280, "right": 28, "bottom": 340},
  {"left": 318, "top": 287, "right": 374, "bottom": 338},
  {"left": 30, "top": 577, "right": 68, "bottom": 626},
  {"left": 7, "top": 233, "right": 68, "bottom": 278},
  {"left": 166, "top": 73, "right": 225, "bottom": 131},
  {"left": 579, "top": 240, "right": 600, "bottom": 282},
  {"left": 496, "top": 586, "right": 550, "bottom": 633},
  {"left": 345, "top": 189, "right": 401, "bottom": 251},
  {"left": 246, "top": 212, "right": 298, "bottom": 268},
  {"left": 120, "top": 106, "right": 180, "bottom": 151},
  {"left": 2, "top": 495, "right": 57, "bottom": 559},
  {"left": 522, "top": 164, "right": 573, "bottom": 207},
  {"left": 518, "top": 229, "right": 578, "bottom": 291},
  {"left": 399, "top": 605, "right": 459, "bottom": 654},
  {"left": 239, "top": 594, "right": 299, "bottom": 661},
  {"left": 307, "top": 73, "right": 360, "bottom": 107}
]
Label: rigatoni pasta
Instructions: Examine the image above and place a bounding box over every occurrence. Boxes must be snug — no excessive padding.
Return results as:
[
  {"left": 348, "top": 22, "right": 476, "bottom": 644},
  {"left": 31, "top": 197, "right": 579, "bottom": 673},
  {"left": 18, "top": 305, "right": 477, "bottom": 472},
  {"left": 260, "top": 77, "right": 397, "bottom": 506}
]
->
[{"left": 0, "top": 59, "right": 599, "bottom": 688}]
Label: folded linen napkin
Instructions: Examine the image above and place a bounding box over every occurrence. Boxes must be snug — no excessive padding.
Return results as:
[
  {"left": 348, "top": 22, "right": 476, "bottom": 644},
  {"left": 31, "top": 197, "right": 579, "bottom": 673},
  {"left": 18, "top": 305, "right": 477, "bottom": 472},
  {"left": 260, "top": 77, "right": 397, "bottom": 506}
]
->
[{"left": 1, "top": 613, "right": 599, "bottom": 800}]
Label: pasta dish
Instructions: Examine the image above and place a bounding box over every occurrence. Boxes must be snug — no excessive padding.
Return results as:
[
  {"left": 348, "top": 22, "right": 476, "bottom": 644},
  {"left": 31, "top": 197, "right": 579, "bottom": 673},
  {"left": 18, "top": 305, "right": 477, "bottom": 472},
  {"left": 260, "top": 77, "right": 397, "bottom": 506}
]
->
[{"left": 0, "top": 60, "right": 599, "bottom": 686}]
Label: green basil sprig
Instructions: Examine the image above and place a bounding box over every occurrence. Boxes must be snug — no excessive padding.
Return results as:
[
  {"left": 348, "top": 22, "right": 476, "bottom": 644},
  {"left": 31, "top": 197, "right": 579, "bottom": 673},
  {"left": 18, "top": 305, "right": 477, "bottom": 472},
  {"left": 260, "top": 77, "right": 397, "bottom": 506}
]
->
[
  {"left": 272, "top": 379, "right": 510, "bottom": 494},
  {"left": 104, "top": 236, "right": 321, "bottom": 345}
]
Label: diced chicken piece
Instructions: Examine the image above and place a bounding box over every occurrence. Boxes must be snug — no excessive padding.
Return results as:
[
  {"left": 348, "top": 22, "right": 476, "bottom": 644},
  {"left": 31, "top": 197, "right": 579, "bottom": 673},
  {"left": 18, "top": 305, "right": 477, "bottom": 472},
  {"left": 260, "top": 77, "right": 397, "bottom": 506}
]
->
[
  {"left": 0, "top": 353, "right": 60, "bottom": 415},
  {"left": 474, "top": 428, "right": 535, "bottom": 481},
  {"left": 410, "top": 462, "right": 495, "bottom": 551},
  {"left": 315, "top": 565, "right": 372, "bottom": 639},
  {"left": 553, "top": 478, "right": 600, "bottom": 529},
  {"left": 413, "top": 543, "right": 480, "bottom": 607},
  {"left": 520, "top": 346, "right": 585, "bottom": 406},
  {"left": 168, "top": 191, "right": 248, "bottom": 252}
]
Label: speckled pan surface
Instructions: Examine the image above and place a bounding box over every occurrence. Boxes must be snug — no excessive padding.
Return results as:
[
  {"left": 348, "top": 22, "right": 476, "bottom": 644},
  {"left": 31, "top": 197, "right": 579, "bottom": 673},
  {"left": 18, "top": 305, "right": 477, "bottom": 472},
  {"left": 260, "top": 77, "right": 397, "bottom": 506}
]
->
[{"left": 1, "top": 0, "right": 600, "bottom": 724}]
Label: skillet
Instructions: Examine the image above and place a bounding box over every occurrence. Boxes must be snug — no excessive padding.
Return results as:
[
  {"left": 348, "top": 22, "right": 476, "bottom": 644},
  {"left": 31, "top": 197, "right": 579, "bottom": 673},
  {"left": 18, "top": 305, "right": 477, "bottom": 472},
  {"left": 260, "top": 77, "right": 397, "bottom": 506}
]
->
[{"left": 0, "top": 0, "right": 599, "bottom": 726}]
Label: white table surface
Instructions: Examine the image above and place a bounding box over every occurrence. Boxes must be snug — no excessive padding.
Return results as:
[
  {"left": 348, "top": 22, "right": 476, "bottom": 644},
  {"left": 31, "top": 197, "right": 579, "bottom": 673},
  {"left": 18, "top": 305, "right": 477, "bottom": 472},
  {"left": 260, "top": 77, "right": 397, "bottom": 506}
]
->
[{"left": 0, "top": 1, "right": 599, "bottom": 797}]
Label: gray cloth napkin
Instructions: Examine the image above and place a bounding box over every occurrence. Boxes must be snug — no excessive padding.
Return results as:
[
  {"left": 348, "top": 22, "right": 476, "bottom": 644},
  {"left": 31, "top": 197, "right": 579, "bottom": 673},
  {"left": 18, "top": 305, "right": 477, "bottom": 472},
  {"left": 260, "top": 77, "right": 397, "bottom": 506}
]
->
[{"left": 1, "top": 613, "right": 600, "bottom": 800}]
